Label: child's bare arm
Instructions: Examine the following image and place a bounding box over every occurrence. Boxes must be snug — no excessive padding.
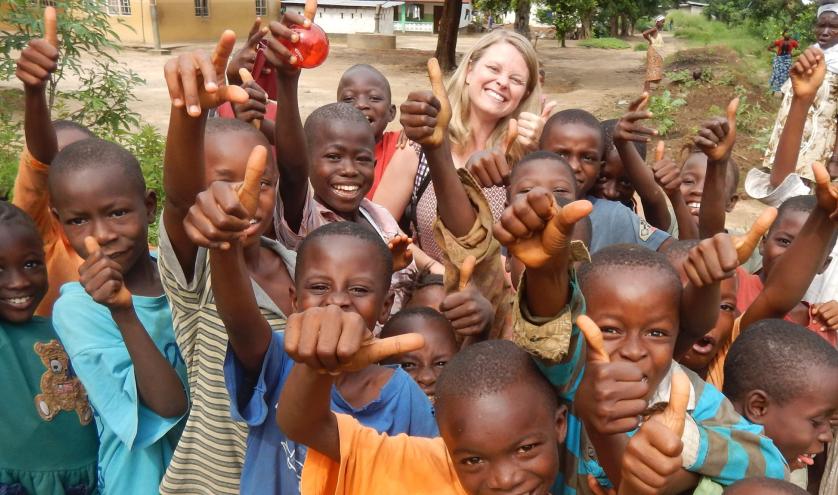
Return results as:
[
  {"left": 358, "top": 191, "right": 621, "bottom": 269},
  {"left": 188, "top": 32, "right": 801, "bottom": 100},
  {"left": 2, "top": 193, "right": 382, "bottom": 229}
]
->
[
  {"left": 79, "top": 237, "right": 187, "bottom": 418},
  {"left": 695, "top": 99, "right": 738, "bottom": 238},
  {"left": 17, "top": 8, "right": 59, "bottom": 165},
  {"left": 652, "top": 156, "right": 699, "bottom": 239},
  {"left": 771, "top": 47, "right": 825, "bottom": 188},
  {"left": 265, "top": 11, "right": 312, "bottom": 233},
  {"left": 277, "top": 307, "right": 424, "bottom": 461},
  {"left": 613, "top": 94, "right": 671, "bottom": 231},
  {"left": 372, "top": 146, "right": 421, "bottom": 220},
  {"left": 742, "top": 162, "right": 838, "bottom": 329},
  {"left": 161, "top": 32, "right": 248, "bottom": 281}
]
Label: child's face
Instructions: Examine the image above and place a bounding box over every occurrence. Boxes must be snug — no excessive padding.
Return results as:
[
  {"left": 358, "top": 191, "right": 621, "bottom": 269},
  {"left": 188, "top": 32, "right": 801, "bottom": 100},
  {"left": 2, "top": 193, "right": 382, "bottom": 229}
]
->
[
  {"left": 405, "top": 284, "right": 446, "bottom": 311},
  {"left": 760, "top": 210, "right": 808, "bottom": 279},
  {"left": 438, "top": 384, "right": 565, "bottom": 495},
  {"left": 381, "top": 315, "right": 458, "bottom": 402},
  {"left": 507, "top": 159, "right": 576, "bottom": 203},
  {"left": 583, "top": 268, "right": 680, "bottom": 396},
  {"left": 205, "top": 132, "right": 279, "bottom": 247},
  {"left": 51, "top": 166, "right": 156, "bottom": 275},
  {"left": 593, "top": 147, "right": 635, "bottom": 204},
  {"left": 466, "top": 42, "right": 530, "bottom": 122},
  {"left": 540, "top": 122, "right": 603, "bottom": 197},
  {"left": 679, "top": 153, "right": 737, "bottom": 222},
  {"left": 816, "top": 12, "right": 838, "bottom": 50},
  {"left": 0, "top": 225, "right": 47, "bottom": 323},
  {"left": 754, "top": 367, "right": 838, "bottom": 470},
  {"left": 309, "top": 121, "right": 376, "bottom": 218},
  {"left": 679, "top": 277, "right": 738, "bottom": 373},
  {"left": 337, "top": 69, "right": 396, "bottom": 142},
  {"left": 293, "top": 236, "right": 391, "bottom": 329}
]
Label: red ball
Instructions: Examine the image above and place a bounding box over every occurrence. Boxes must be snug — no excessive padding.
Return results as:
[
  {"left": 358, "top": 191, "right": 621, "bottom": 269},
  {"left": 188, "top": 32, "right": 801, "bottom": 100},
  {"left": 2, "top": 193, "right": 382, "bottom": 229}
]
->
[{"left": 279, "top": 23, "right": 330, "bottom": 69}]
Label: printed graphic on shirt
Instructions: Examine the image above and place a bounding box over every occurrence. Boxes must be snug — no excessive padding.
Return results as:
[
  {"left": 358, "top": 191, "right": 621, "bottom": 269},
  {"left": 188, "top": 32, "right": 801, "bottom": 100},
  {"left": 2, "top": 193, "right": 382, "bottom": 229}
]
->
[
  {"left": 638, "top": 217, "right": 656, "bottom": 241},
  {"left": 33, "top": 339, "right": 93, "bottom": 425}
]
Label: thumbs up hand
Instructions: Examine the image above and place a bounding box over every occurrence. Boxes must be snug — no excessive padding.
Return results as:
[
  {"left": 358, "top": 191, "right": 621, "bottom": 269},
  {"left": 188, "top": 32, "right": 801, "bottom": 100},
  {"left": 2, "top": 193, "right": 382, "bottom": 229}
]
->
[
  {"left": 574, "top": 315, "right": 650, "bottom": 435},
  {"left": 15, "top": 6, "right": 59, "bottom": 90},
  {"left": 284, "top": 305, "right": 425, "bottom": 373},
  {"left": 79, "top": 237, "right": 134, "bottom": 310},
  {"left": 618, "top": 368, "right": 690, "bottom": 495},
  {"left": 733, "top": 207, "right": 776, "bottom": 265},
  {"left": 440, "top": 256, "right": 494, "bottom": 339},
  {"left": 695, "top": 98, "right": 738, "bottom": 162}
]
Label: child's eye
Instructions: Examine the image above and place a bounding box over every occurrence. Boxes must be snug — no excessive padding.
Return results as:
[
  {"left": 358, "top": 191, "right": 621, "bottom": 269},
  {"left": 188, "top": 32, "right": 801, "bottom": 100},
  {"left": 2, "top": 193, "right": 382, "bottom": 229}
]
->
[
  {"left": 597, "top": 176, "right": 608, "bottom": 183},
  {"left": 648, "top": 329, "right": 668, "bottom": 338},
  {"left": 342, "top": 96, "right": 355, "bottom": 103},
  {"left": 23, "top": 260, "right": 43, "bottom": 270},
  {"left": 434, "top": 360, "right": 447, "bottom": 368},
  {"left": 600, "top": 327, "right": 621, "bottom": 336},
  {"left": 517, "top": 443, "right": 538, "bottom": 454},
  {"left": 325, "top": 153, "right": 341, "bottom": 161},
  {"left": 308, "top": 283, "right": 329, "bottom": 293},
  {"left": 682, "top": 179, "right": 695, "bottom": 185},
  {"left": 721, "top": 303, "right": 735, "bottom": 312},
  {"left": 67, "top": 217, "right": 87, "bottom": 226},
  {"left": 400, "top": 362, "right": 416, "bottom": 371},
  {"left": 110, "top": 209, "right": 129, "bottom": 218},
  {"left": 582, "top": 156, "right": 600, "bottom": 165},
  {"left": 349, "top": 286, "right": 371, "bottom": 296},
  {"left": 462, "top": 456, "right": 483, "bottom": 466},
  {"left": 370, "top": 96, "right": 383, "bottom": 102}
]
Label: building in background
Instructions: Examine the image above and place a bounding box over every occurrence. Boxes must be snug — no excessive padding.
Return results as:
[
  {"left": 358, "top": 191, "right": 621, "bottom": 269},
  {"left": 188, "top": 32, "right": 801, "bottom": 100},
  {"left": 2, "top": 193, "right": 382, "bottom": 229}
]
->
[{"left": 395, "top": 0, "right": 472, "bottom": 33}]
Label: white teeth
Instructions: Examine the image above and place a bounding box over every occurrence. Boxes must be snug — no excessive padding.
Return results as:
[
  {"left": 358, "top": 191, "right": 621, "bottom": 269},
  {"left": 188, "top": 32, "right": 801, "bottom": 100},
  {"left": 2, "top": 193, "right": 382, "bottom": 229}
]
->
[
  {"left": 687, "top": 202, "right": 701, "bottom": 209},
  {"left": 248, "top": 219, "right": 258, "bottom": 225},
  {"left": 4, "top": 296, "right": 32, "bottom": 306},
  {"left": 333, "top": 184, "right": 359, "bottom": 192},
  {"left": 485, "top": 88, "right": 506, "bottom": 102}
]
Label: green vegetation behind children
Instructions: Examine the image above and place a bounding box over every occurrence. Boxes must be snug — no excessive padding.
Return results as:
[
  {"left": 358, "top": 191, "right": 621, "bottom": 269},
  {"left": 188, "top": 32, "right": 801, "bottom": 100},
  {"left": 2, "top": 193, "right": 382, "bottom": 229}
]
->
[
  {"left": 0, "top": 201, "right": 98, "bottom": 495},
  {"left": 49, "top": 138, "right": 188, "bottom": 494}
]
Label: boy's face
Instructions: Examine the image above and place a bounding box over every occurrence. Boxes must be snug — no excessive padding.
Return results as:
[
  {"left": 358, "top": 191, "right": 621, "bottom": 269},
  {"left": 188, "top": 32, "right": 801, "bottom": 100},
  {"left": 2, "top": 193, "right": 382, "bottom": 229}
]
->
[
  {"left": 507, "top": 160, "right": 576, "bottom": 204},
  {"left": 540, "top": 122, "right": 603, "bottom": 197},
  {"left": 679, "top": 153, "right": 738, "bottom": 222},
  {"left": 405, "top": 284, "right": 446, "bottom": 311},
  {"left": 293, "top": 236, "right": 391, "bottom": 329},
  {"left": 594, "top": 147, "right": 635, "bottom": 205},
  {"left": 583, "top": 268, "right": 680, "bottom": 396},
  {"left": 760, "top": 210, "right": 808, "bottom": 279},
  {"left": 51, "top": 166, "right": 156, "bottom": 275},
  {"left": 438, "top": 383, "right": 566, "bottom": 495},
  {"left": 749, "top": 367, "right": 838, "bottom": 470},
  {"left": 337, "top": 69, "right": 396, "bottom": 142},
  {"left": 381, "top": 315, "right": 458, "bottom": 403},
  {"left": 679, "top": 277, "right": 738, "bottom": 372},
  {"left": 309, "top": 121, "right": 376, "bottom": 218},
  {"left": 466, "top": 42, "right": 530, "bottom": 122},
  {"left": 205, "top": 132, "right": 279, "bottom": 247},
  {"left": 0, "top": 225, "right": 47, "bottom": 323}
]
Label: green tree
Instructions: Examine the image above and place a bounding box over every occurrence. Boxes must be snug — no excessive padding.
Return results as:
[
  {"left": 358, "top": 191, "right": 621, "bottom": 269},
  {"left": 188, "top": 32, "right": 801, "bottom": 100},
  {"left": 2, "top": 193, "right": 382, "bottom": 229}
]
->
[{"left": 537, "top": 0, "right": 582, "bottom": 47}]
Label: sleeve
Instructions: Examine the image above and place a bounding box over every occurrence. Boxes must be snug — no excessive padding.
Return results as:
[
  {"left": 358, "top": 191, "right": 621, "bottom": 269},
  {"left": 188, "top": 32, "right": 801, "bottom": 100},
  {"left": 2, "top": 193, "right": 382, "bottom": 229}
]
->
[
  {"left": 157, "top": 216, "right": 209, "bottom": 294},
  {"left": 301, "top": 414, "right": 458, "bottom": 495},
  {"left": 224, "top": 331, "right": 293, "bottom": 426},
  {"left": 274, "top": 182, "right": 319, "bottom": 251},
  {"left": 402, "top": 376, "right": 440, "bottom": 438},
  {"left": 514, "top": 267, "right": 588, "bottom": 402},
  {"left": 433, "top": 168, "right": 513, "bottom": 339},
  {"left": 628, "top": 208, "right": 670, "bottom": 251},
  {"left": 12, "top": 149, "right": 59, "bottom": 246},
  {"left": 53, "top": 292, "right": 183, "bottom": 450}
]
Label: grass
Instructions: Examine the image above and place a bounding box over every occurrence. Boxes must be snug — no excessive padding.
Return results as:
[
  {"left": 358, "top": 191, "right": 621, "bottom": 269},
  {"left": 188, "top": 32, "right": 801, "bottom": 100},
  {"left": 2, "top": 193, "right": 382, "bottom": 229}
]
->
[
  {"left": 634, "top": 43, "right": 648, "bottom": 52},
  {"left": 578, "top": 37, "right": 631, "bottom": 50},
  {"left": 667, "top": 10, "right": 767, "bottom": 59}
]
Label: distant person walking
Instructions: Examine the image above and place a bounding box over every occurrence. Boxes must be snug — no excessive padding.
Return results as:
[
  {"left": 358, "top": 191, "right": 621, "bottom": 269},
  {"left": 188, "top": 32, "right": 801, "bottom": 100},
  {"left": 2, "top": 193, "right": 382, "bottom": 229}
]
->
[
  {"left": 643, "top": 15, "right": 666, "bottom": 91},
  {"left": 768, "top": 30, "right": 799, "bottom": 93}
]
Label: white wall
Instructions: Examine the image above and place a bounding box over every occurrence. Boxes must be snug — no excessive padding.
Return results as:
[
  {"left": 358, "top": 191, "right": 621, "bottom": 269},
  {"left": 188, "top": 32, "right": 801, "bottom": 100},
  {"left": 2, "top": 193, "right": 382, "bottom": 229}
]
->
[{"left": 285, "top": 6, "right": 397, "bottom": 34}]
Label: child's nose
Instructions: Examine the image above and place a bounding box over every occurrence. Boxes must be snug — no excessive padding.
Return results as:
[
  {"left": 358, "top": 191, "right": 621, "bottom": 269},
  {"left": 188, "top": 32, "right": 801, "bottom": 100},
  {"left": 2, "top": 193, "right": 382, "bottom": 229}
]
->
[
  {"left": 324, "top": 290, "right": 352, "bottom": 308},
  {"left": 6, "top": 268, "right": 33, "bottom": 289},
  {"left": 415, "top": 366, "right": 435, "bottom": 386},
  {"left": 487, "top": 459, "right": 525, "bottom": 490},
  {"left": 91, "top": 219, "right": 118, "bottom": 246},
  {"left": 618, "top": 335, "right": 647, "bottom": 362}
]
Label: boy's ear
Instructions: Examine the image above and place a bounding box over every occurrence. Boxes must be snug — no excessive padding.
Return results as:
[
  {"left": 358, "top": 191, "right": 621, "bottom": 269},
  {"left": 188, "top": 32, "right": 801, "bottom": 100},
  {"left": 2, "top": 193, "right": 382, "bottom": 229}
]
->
[
  {"left": 378, "top": 290, "right": 395, "bottom": 326},
  {"left": 387, "top": 103, "right": 396, "bottom": 123},
  {"left": 289, "top": 285, "right": 298, "bottom": 314},
  {"left": 743, "top": 389, "right": 771, "bottom": 424},
  {"left": 725, "top": 194, "right": 739, "bottom": 213},
  {"left": 553, "top": 404, "right": 569, "bottom": 446},
  {"left": 758, "top": 235, "right": 766, "bottom": 257},
  {"left": 144, "top": 189, "right": 158, "bottom": 224},
  {"left": 819, "top": 255, "right": 833, "bottom": 275}
]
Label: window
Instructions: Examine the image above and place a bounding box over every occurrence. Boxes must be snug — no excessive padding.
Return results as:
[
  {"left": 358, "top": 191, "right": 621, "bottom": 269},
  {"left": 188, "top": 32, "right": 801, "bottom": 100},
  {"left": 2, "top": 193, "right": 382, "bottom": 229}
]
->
[
  {"left": 255, "top": 0, "right": 266, "bottom": 16},
  {"left": 194, "top": 0, "right": 209, "bottom": 17},
  {"left": 107, "top": 0, "right": 131, "bottom": 16}
]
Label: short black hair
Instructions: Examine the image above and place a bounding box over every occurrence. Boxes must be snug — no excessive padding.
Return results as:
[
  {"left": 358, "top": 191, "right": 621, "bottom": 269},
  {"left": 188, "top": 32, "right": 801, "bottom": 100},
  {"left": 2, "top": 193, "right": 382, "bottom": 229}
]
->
[
  {"left": 0, "top": 201, "right": 40, "bottom": 241},
  {"left": 556, "top": 196, "right": 592, "bottom": 248},
  {"left": 510, "top": 150, "right": 576, "bottom": 193},
  {"left": 541, "top": 109, "right": 605, "bottom": 156},
  {"left": 381, "top": 306, "right": 454, "bottom": 338},
  {"left": 776, "top": 194, "right": 816, "bottom": 220},
  {"left": 206, "top": 116, "right": 271, "bottom": 145},
  {"left": 49, "top": 138, "right": 146, "bottom": 199},
  {"left": 724, "top": 477, "right": 808, "bottom": 494},
  {"left": 435, "top": 339, "right": 558, "bottom": 417},
  {"left": 304, "top": 102, "right": 373, "bottom": 149},
  {"left": 723, "top": 319, "right": 838, "bottom": 404},
  {"left": 339, "top": 64, "right": 392, "bottom": 100},
  {"left": 578, "top": 244, "right": 682, "bottom": 297},
  {"left": 397, "top": 268, "right": 443, "bottom": 306},
  {"left": 296, "top": 221, "right": 393, "bottom": 291},
  {"left": 601, "top": 119, "right": 647, "bottom": 160},
  {"left": 662, "top": 239, "right": 701, "bottom": 267},
  {"left": 53, "top": 119, "right": 96, "bottom": 138}
]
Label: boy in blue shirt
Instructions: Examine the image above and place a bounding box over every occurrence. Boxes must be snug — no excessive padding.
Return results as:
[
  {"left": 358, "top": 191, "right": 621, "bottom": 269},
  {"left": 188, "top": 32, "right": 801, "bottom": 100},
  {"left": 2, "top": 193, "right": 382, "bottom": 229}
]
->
[{"left": 49, "top": 138, "right": 188, "bottom": 494}]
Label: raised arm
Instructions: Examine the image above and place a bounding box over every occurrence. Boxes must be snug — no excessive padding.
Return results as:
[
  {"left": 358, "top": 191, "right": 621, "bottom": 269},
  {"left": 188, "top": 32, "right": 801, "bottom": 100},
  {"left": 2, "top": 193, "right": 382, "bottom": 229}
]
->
[
  {"left": 161, "top": 31, "right": 247, "bottom": 280},
  {"left": 613, "top": 94, "right": 671, "bottom": 231},
  {"left": 372, "top": 146, "right": 421, "bottom": 220},
  {"left": 695, "top": 98, "right": 739, "bottom": 238},
  {"left": 652, "top": 152, "right": 699, "bottom": 240},
  {"left": 771, "top": 47, "right": 825, "bottom": 188}
]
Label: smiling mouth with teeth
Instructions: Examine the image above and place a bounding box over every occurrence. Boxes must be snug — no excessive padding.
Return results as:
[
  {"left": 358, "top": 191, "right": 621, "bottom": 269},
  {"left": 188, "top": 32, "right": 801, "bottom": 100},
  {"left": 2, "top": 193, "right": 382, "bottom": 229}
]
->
[
  {"left": 485, "top": 88, "right": 507, "bottom": 103},
  {"left": 797, "top": 453, "right": 817, "bottom": 466},
  {"left": 2, "top": 296, "right": 34, "bottom": 308}
]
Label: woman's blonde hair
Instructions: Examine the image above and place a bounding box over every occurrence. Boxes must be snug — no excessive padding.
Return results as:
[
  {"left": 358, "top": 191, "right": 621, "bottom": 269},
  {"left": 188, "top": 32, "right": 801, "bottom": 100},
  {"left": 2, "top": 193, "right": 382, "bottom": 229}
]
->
[{"left": 445, "top": 30, "right": 542, "bottom": 161}]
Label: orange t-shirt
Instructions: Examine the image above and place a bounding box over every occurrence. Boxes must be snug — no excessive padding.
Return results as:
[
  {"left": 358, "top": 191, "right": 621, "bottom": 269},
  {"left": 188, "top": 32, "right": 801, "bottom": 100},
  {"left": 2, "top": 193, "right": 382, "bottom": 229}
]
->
[
  {"left": 302, "top": 413, "right": 467, "bottom": 495},
  {"left": 12, "top": 150, "right": 83, "bottom": 316}
]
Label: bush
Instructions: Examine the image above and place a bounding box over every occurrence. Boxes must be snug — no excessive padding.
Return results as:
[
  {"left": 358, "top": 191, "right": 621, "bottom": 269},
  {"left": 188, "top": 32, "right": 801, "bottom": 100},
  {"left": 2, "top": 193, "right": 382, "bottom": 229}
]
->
[
  {"left": 666, "top": 10, "right": 765, "bottom": 58},
  {"left": 578, "top": 37, "right": 631, "bottom": 49},
  {"left": 634, "top": 43, "right": 647, "bottom": 51},
  {"left": 649, "top": 90, "right": 687, "bottom": 136}
]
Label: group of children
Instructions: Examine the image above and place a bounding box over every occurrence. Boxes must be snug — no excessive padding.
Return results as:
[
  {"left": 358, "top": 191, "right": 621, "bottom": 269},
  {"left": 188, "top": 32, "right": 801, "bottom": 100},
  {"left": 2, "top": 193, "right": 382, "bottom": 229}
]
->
[{"left": 3, "top": 6, "right": 837, "bottom": 495}]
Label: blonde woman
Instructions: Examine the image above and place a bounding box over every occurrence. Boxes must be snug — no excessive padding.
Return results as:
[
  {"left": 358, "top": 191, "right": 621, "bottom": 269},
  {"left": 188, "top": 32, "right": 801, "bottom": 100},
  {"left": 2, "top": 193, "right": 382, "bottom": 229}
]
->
[{"left": 374, "top": 30, "right": 550, "bottom": 262}]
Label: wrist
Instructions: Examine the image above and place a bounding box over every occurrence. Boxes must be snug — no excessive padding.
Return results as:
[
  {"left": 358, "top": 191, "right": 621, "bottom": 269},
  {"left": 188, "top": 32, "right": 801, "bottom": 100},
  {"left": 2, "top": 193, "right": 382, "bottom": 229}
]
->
[{"left": 109, "top": 304, "right": 137, "bottom": 323}]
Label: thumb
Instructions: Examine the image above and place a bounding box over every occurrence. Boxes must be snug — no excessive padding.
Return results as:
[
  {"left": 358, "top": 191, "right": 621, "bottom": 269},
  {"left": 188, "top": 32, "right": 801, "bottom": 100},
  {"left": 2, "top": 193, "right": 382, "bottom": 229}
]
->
[
  {"left": 630, "top": 92, "right": 650, "bottom": 112},
  {"left": 587, "top": 475, "right": 616, "bottom": 495},
  {"left": 734, "top": 207, "right": 776, "bottom": 264},
  {"left": 503, "top": 118, "right": 518, "bottom": 155},
  {"left": 542, "top": 199, "right": 592, "bottom": 259},
  {"left": 424, "top": 58, "right": 452, "bottom": 147},
  {"left": 725, "top": 97, "right": 739, "bottom": 141},
  {"left": 83, "top": 236, "right": 101, "bottom": 259},
  {"left": 658, "top": 367, "right": 690, "bottom": 438},
  {"left": 655, "top": 140, "right": 665, "bottom": 162},
  {"left": 239, "top": 67, "right": 255, "bottom": 83},
  {"left": 459, "top": 255, "right": 476, "bottom": 291},
  {"left": 343, "top": 333, "right": 425, "bottom": 370},
  {"left": 814, "top": 161, "right": 833, "bottom": 191},
  {"left": 44, "top": 6, "right": 58, "bottom": 48},
  {"left": 577, "top": 315, "right": 610, "bottom": 364},
  {"left": 238, "top": 145, "right": 268, "bottom": 216},
  {"left": 541, "top": 100, "right": 558, "bottom": 119},
  {"left": 304, "top": 0, "right": 318, "bottom": 22},
  {"left": 216, "top": 85, "right": 250, "bottom": 105}
]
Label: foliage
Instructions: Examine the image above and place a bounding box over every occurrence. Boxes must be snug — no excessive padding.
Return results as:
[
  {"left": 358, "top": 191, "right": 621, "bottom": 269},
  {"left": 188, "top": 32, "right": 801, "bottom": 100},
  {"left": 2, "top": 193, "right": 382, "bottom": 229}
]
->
[
  {"left": 64, "top": 60, "right": 144, "bottom": 140},
  {"left": 648, "top": 90, "right": 686, "bottom": 136},
  {"left": 634, "top": 42, "right": 647, "bottom": 51},
  {"left": 578, "top": 37, "right": 630, "bottom": 49},
  {"left": 0, "top": 110, "right": 23, "bottom": 200},
  {"left": 667, "top": 10, "right": 766, "bottom": 58},
  {"left": 705, "top": 0, "right": 817, "bottom": 47},
  {"left": 124, "top": 124, "right": 166, "bottom": 244}
]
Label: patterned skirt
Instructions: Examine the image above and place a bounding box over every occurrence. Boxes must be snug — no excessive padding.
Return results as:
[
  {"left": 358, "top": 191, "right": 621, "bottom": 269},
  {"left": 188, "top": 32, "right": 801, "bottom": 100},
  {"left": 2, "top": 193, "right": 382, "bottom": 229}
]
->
[
  {"left": 769, "top": 54, "right": 792, "bottom": 93},
  {"left": 646, "top": 45, "right": 664, "bottom": 82}
]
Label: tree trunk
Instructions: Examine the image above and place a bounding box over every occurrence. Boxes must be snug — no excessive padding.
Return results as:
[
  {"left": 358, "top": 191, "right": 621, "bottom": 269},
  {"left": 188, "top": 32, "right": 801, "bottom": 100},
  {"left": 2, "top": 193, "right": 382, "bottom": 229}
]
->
[
  {"left": 514, "top": 0, "right": 530, "bottom": 39},
  {"left": 619, "top": 14, "right": 629, "bottom": 37},
  {"left": 580, "top": 13, "right": 592, "bottom": 39},
  {"left": 610, "top": 15, "right": 618, "bottom": 37},
  {"left": 435, "top": 0, "right": 463, "bottom": 71}
]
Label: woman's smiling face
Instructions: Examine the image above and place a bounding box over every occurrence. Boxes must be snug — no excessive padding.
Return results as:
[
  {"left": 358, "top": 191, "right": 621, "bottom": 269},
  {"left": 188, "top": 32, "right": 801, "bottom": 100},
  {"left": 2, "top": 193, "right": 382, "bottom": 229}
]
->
[{"left": 466, "top": 42, "right": 530, "bottom": 122}]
